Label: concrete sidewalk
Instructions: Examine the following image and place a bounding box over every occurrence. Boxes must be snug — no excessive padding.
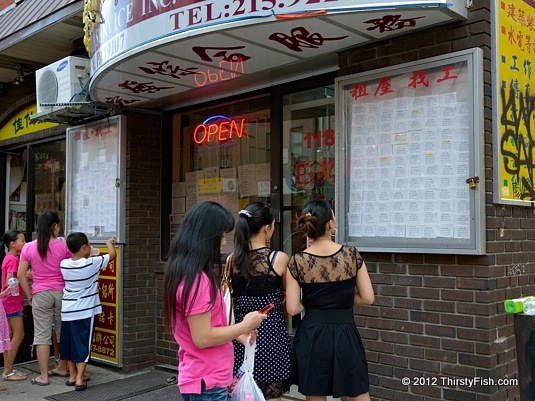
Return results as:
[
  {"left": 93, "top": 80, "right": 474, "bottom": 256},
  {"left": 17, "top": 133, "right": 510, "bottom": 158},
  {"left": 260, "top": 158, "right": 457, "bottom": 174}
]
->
[{"left": 0, "top": 359, "right": 179, "bottom": 401}]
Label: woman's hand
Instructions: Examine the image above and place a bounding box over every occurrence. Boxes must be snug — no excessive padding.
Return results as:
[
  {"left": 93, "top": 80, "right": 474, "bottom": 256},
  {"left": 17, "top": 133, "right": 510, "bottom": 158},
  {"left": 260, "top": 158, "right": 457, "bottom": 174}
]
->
[
  {"left": 236, "top": 330, "right": 258, "bottom": 345},
  {"left": 241, "top": 311, "right": 267, "bottom": 332}
]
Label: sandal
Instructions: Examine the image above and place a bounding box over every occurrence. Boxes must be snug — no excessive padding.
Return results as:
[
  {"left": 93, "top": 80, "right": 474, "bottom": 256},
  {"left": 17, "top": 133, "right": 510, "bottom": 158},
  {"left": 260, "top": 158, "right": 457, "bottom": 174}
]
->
[{"left": 2, "top": 372, "right": 27, "bottom": 381}]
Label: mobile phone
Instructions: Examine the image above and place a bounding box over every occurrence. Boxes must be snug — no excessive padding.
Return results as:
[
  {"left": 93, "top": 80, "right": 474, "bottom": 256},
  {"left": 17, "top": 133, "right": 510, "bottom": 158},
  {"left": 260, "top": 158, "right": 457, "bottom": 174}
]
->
[{"left": 259, "top": 303, "right": 274, "bottom": 314}]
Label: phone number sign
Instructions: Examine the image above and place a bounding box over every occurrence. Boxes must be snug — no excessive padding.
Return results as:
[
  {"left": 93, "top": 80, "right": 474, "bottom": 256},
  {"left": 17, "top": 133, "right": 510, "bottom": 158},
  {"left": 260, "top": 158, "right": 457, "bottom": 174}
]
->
[{"left": 90, "top": 247, "right": 121, "bottom": 366}]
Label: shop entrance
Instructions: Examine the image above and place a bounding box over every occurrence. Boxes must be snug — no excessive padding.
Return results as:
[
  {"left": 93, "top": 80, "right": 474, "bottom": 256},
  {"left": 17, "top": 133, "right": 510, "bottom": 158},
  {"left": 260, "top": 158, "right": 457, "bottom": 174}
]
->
[{"left": 1, "top": 139, "right": 66, "bottom": 365}]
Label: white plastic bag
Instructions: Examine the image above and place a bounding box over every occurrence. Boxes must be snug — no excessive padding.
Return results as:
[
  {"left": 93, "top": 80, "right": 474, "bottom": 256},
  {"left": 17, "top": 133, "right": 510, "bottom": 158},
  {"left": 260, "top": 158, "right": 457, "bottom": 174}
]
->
[{"left": 229, "top": 338, "right": 265, "bottom": 401}]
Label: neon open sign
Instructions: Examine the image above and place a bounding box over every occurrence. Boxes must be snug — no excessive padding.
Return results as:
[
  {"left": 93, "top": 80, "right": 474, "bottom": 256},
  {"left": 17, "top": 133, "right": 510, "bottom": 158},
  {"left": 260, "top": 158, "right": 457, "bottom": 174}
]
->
[{"left": 193, "top": 115, "right": 247, "bottom": 147}]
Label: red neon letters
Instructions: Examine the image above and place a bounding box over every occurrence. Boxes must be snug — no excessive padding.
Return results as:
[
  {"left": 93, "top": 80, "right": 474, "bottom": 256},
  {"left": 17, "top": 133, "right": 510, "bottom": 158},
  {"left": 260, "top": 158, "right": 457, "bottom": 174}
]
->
[{"left": 193, "top": 118, "right": 246, "bottom": 145}]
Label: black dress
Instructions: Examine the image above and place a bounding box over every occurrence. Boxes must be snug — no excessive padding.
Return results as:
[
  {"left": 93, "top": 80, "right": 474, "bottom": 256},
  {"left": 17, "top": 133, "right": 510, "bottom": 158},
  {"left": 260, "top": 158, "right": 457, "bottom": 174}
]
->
[
  {"left": 232, "top": 247, "right": 291, "bottom": 399},
  {"left": 288, "top": 245, "right": 369, "bottom": 398}
]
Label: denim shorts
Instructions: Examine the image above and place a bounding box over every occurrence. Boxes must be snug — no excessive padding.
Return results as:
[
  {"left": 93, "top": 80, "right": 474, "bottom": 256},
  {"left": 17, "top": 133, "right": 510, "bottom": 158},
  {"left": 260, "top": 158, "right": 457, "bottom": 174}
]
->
[
  {"left": 182, "top": 381, "right": 228, "bottom": 401},
  {"left": 6, "top": 310, "right": 23, "bottom": 319}
]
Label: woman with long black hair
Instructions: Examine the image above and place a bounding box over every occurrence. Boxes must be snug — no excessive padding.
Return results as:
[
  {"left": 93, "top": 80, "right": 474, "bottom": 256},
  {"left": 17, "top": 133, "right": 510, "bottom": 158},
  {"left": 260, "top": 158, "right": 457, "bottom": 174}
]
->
[
  {"left": 230, "top": 202, "right": 292, "bottom": 401},
  {"left": 163, "top": 201, "right": 266, "bottom": 401}
]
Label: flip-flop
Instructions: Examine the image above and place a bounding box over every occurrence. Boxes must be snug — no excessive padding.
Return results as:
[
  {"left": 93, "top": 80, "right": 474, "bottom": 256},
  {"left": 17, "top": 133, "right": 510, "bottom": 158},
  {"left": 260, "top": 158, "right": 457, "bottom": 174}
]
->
[
  {"left": 31, "top": 377, "right": 49, "bottom": 386},
  {"left": 75, "top": 382, "right": 87, "bottom": 391},
  {"left": 66, "top": 376, "right": 91, "bottom": 386},
  {"left": 48, "top": 370, "right": 69, "bottom": 377},
  {"left": 2, "top": 372, "right": 27, "bottom": 381}
]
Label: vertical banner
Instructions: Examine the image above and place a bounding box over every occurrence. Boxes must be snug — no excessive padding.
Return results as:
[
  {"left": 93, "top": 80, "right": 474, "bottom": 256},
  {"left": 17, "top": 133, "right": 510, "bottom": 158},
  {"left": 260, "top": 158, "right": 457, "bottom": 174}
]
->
[
  {"left": 90, "top": 246, "right": 122, "bottom": 366},
  {"left": 493, "top": 0, "right": 535, "bottom": 204}
]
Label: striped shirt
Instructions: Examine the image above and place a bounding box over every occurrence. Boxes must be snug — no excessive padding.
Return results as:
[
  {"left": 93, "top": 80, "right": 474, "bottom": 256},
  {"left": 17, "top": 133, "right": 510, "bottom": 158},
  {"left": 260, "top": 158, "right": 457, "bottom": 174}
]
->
[{"left": 60, "top": 255, "right": 110, "bottom": 321}]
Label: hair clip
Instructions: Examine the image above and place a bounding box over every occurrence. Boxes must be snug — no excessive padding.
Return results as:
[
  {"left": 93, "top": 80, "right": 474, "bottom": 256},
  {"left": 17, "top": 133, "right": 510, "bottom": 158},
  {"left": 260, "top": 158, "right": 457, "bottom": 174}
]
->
[
  {"left": 238, "top": 210, "right": 253, "bottom": 218},
  {"left": 305, "top": 212, "right": 312, "bottom": 217}
]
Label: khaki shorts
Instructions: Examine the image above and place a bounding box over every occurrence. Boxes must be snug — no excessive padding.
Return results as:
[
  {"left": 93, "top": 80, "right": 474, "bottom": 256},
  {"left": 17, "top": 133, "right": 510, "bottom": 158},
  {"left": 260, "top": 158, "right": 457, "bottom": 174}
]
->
[{"left": 32, "top": 290, "right": 62, "bottom": 346}]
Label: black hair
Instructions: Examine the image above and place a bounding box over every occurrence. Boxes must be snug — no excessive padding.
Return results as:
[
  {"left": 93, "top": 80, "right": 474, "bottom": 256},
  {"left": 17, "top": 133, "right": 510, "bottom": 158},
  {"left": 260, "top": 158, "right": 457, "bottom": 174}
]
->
[
  {"left": 163, "top": 201, "right": 235, "bottom": 330},
  {"left": 295, "top": 199, "right": 333, "bottom": 239},
  {"left": 37, "top": 212, "right": 61, "bottom": 260},
  {"left": 1, "top": 230, "right": 22, "bottom": 266},
  {"left": 233, "top": 202, "right": 274, "bottom": 283},
  {"left": 66, "top": 232, "right": 89, "bottom": 254}
]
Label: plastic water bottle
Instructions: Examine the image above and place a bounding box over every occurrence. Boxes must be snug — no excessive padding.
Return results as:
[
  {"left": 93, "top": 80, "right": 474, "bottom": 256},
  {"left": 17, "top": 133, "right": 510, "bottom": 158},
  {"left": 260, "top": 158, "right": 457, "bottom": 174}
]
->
[
  {"left": 504, "top": 296, "right": 534, "bottom": 313},
  {"left": 524, "top": 298, "right": 535, "bottom": 315},
  {"left": 7, "top": 277, "right": 19, "bottom": 297}
]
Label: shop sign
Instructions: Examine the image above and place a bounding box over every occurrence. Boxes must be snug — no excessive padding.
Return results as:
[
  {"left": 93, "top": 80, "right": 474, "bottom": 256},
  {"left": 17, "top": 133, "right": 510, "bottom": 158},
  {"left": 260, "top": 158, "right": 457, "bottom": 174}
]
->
[
  {"left": 0, "top": 105, "right": 58, "bottom": 141},
  {"left": 493, "top": 0, "right": 535, "bottom": 204},
  {"left": 193, "top": 116, "right": 247, "bottom": 146},
  {"left": 91, "top": 247, "right": 121, "bottom": 365}
]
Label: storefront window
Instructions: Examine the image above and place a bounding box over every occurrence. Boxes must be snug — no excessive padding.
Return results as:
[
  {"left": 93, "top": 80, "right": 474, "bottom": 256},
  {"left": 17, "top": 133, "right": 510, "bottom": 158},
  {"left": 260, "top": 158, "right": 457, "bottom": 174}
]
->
[
  {"left": 8, "top": 151, "right": 27, "bottom": 235},
  {"left": 33, "top": 141, "right": 67, "bottom": 237},
  {"left": 171, "top": 95, "right": 271, "bottom": 255},
  {"left": 281, "top": 85, "right": 335, "bottom": 333}
]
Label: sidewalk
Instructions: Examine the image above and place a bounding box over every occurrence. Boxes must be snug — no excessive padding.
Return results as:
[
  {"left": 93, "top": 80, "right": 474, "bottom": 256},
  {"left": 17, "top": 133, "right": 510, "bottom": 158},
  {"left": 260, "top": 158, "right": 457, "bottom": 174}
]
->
[
  {"left": 1, "top": 359, "right": 310, "bottom": 401},
  {"left": 0, "top": 359, "right": 179, "bottom": 401}
]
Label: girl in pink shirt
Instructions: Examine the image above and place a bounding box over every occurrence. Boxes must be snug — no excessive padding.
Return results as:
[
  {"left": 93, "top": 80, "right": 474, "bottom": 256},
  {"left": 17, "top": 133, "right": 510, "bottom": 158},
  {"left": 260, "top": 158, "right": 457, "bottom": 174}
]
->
[
  {"left": 164, "top": 201, "right": 267, "bottom": 401},
  {"left": 1, "top": 230, "right": 27, "bottom": 381}
]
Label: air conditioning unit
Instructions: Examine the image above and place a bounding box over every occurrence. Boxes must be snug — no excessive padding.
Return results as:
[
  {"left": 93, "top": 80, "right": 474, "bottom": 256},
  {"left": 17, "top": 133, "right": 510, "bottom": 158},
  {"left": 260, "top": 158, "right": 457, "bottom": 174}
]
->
[{"left": 35, "top": 56, "right": 91, "bottom": 114}]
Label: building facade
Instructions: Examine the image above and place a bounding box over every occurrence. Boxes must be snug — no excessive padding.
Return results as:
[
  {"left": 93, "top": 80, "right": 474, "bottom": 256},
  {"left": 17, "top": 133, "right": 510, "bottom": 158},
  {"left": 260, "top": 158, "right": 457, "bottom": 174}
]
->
[{"left": 0, "top": 1, "right": 532, "bottom": 400}]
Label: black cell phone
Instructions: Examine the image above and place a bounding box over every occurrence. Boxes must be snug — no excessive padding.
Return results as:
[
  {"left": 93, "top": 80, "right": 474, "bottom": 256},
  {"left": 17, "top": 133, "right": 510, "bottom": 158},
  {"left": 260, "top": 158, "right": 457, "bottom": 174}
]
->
[{"left": 259, "top": 303, "right": 274, "bottom": 314}]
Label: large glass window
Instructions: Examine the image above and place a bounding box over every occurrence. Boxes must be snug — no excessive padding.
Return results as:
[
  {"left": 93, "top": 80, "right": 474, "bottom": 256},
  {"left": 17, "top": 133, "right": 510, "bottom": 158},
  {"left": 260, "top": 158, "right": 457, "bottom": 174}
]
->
[
  {"left": 5, "top": 140, "right": 66, "bottom": 239},
  {"left": 171, "top": 95, "right": 271, "bottom": 255}
]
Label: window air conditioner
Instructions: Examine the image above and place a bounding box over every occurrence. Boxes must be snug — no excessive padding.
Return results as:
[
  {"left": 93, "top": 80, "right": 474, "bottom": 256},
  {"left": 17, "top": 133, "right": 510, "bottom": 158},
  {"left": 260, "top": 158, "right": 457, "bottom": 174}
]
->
[{"left": 35, "top": 56, "right": 91, "bottom": 114}]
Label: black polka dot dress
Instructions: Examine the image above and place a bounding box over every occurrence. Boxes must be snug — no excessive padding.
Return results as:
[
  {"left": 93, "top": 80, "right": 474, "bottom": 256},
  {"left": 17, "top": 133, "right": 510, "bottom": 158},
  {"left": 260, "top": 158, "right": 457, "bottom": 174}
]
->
[{"left": 231, "top": 247, "right": 291, "bottom": 399}]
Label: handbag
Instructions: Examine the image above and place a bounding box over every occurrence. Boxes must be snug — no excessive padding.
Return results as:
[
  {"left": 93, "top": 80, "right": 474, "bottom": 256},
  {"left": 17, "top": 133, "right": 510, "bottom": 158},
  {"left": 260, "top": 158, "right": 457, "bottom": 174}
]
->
[{"left": 221, "top": 255, "right": 235, "bottom": 325}]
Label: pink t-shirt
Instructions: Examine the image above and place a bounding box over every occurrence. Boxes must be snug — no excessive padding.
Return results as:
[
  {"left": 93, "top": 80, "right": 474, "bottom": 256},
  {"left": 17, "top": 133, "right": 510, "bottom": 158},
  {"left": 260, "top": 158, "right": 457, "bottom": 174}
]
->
[
  {"left": 20, "top": 239, "right": 71, "bottom": 294},
  {"left": 173, "top": 273, "right": 233, "bottom": 394},
  {"left": 1, "top": 254, "right": 23, "bottom": 314}
]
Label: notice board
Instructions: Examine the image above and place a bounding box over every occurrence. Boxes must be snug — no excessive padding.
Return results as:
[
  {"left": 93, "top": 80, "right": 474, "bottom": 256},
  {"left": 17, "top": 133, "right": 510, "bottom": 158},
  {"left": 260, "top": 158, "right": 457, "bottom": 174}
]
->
[
  {"left": 66, "top": 116, "right": 126, "bottom": 243},
  {"left": 336, "top": 48, "right": 484, "bottom": 254}
]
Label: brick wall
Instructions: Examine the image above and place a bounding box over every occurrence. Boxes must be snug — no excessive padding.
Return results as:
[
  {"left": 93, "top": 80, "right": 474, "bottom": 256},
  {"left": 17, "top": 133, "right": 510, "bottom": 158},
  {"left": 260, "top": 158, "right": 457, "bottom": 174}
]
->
[
  {"left": 340, "top": 2, "right": 524, "bottom": 400},
  {"left": 122, "top": 110, "right": 162, "bottom": 371}
]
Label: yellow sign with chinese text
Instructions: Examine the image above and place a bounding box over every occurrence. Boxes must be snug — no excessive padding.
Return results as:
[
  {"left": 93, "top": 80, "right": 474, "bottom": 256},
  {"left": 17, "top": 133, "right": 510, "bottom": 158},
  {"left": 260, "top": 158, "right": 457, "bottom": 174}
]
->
[
  {"left": 495, "top": 0, "right": 535, "bottom": 203},
  {"left": 0, "top": 105, "right": 58, "bottom": 141},
  {"left": 91, "top": 246, "right": 121, "bottom": 366}
]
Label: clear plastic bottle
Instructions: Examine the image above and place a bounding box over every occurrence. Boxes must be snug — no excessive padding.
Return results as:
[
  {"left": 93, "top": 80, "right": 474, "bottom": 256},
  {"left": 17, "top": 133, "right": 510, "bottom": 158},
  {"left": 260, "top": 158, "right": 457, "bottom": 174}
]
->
[
  {"left": 7, "top": 277, "right": 19, "bottom": 297},
  {"left": 523, "top": 298, "right": 535, "bottom": 315}
]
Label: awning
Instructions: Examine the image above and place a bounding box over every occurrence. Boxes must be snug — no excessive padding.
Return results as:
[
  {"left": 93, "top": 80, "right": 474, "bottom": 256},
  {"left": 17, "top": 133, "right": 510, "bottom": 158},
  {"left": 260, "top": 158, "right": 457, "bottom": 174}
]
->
[
  {"left": 84, "top": 1, "right": 466, "bottom": 110},
  {"left": 0, "top": 0, "right": 84, "bottom": 85}
]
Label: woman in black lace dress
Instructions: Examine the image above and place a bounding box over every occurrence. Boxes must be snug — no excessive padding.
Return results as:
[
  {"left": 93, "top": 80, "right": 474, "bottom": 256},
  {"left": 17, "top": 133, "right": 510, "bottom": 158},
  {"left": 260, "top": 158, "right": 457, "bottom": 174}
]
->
[
  {"left": 286, "top": 199, "right": 374, "bottom": 401},
  {"left": 230, "top": 202, "right": 292, "bottom": 401}
]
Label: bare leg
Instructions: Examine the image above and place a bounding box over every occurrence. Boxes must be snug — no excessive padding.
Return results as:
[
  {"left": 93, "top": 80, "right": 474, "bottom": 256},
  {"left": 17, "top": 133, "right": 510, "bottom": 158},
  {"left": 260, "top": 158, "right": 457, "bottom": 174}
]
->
[
  {"left": 67, "top": 361, "right": 77, "bottom": 384},
  {"left": 34, "top": 344, "right": 50, "bottom": 384},
  {"left": 306, "top": 396, "right": 327, "bottom": 401},
  {"left": 52, "top": 330, "right": 60, "bottom": 368},
  {"left": 75, "top": 362, "right": 87, "bottom": 386},
  {"left": 3, "top": 316, "right": 26, "bottom": 379}
]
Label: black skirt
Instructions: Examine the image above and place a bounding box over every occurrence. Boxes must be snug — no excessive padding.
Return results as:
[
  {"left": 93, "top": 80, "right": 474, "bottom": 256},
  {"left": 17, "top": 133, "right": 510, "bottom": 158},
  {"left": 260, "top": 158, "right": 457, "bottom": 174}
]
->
[{"left": 291, "top": 308, "right": 370, "bottom": 398}]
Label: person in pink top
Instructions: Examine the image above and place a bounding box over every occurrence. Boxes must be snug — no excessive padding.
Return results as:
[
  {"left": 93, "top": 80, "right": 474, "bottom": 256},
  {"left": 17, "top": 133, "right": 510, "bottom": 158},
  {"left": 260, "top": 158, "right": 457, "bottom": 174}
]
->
[
  {"left": 1, "top": 230, "right": 27, "bottom": 382},
  {"left": 17, "top": 212, "right": 72, "bottom": 386},
  {"left": 164, "top": 201, "right": 267, "bottom": 401}
]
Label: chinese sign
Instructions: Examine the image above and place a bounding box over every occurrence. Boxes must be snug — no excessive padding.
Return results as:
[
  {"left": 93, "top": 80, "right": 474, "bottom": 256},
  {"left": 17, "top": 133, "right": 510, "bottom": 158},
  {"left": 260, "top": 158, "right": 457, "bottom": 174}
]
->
[
  {"left": 91, "top": 246, "right": 121, "bottom": 366},
  {"left": 493, "top": 0, "right": 535, "bottom": 204},
  {"left": 88, "top": 1, "right": 466, "bottom": 106},
  {"left": 0, "top": 105, "right": 57, "bottom": 141}
]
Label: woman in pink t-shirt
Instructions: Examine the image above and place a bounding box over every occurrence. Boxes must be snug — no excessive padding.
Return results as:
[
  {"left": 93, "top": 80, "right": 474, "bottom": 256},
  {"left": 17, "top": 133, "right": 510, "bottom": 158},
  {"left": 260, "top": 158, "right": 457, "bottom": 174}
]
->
[
  {"left": 164, "top": 201, "right": 267, "bottom": 401},
  {"left": 18, "top": 212, "right": 72, "bottom": 386},
  {"left": 1, "top": 230, "right": 27, "bottom": 381}
]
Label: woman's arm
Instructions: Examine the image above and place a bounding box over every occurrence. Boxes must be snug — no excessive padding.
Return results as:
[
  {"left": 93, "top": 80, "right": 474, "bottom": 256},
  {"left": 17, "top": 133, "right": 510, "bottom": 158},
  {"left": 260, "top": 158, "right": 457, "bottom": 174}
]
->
[
  {"left": 354, "top": 260, "right": 374, "bottom": 306},
  {"left": 17, "top": 260, "right": 32, "bottom": 304},
  {"left": 187, "top": 310, "right": 266, "bottom": 349},
  {"left": 285, "top": 268, "right": 305, "bottom": 316}
]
